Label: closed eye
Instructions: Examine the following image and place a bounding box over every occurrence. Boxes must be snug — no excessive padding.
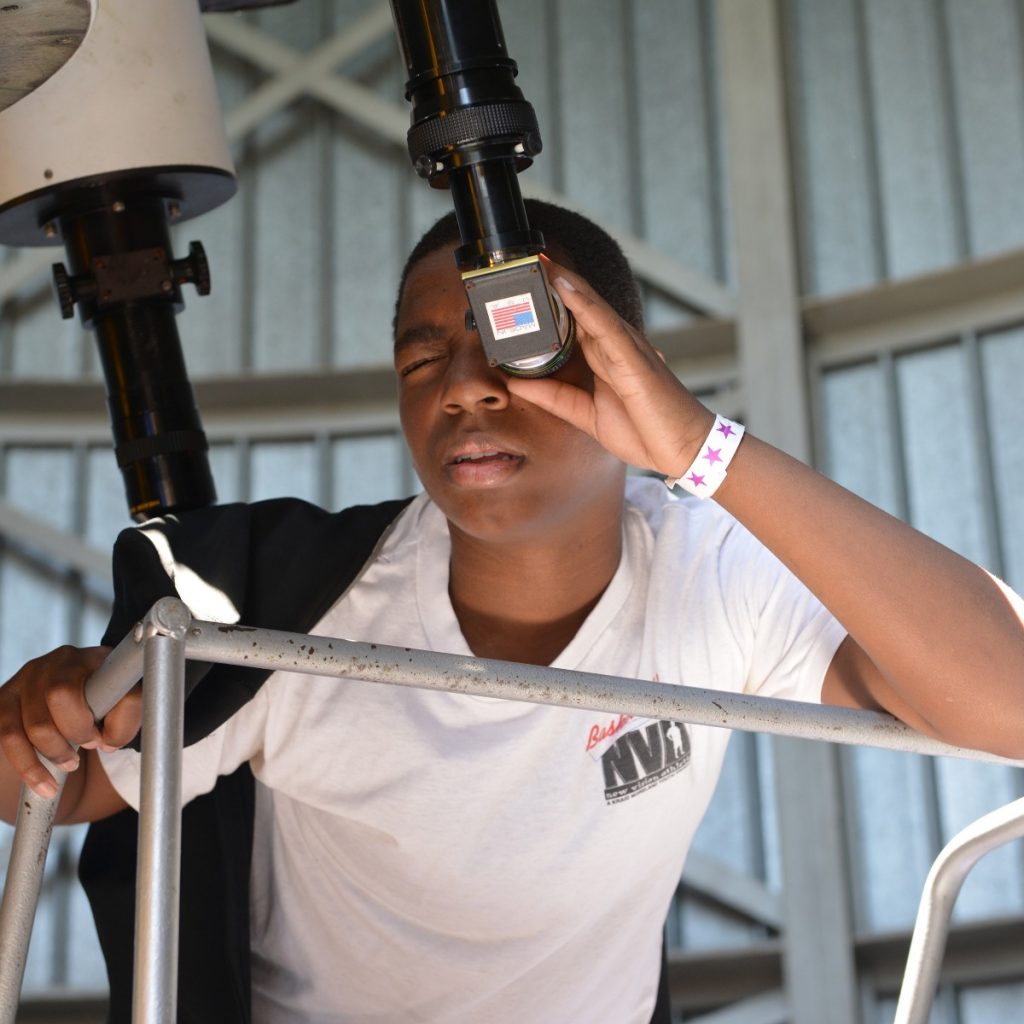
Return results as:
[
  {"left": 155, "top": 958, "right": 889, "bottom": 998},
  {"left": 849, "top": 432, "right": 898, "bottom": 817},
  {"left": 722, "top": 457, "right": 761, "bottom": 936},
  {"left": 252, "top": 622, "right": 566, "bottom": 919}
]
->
[{"left": 399, "top": 355, "right": 443, "bottom": 377}]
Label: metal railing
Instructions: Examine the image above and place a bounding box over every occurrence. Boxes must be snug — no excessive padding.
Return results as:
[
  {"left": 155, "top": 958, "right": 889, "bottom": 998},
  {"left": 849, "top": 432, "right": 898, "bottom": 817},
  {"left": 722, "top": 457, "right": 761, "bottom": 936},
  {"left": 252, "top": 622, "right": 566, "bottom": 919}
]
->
[{"left": 0, "top": 596, "right": 1022, "bottom": 1023}]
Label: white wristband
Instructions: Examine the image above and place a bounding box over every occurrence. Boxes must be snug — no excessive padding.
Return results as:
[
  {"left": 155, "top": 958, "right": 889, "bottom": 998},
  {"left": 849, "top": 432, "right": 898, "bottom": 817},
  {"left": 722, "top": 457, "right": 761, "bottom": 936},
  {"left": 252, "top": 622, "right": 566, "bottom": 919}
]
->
[{"left": 665, "top": 415, "right": 745, "bottom": 498}]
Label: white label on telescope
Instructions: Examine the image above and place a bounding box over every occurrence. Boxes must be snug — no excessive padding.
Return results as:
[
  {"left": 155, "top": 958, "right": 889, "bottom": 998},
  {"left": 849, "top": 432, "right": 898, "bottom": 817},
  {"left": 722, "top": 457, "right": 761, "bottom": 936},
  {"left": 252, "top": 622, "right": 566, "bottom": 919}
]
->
[{"left": 485, "top": 293, "right": 541, "bottom": 339}]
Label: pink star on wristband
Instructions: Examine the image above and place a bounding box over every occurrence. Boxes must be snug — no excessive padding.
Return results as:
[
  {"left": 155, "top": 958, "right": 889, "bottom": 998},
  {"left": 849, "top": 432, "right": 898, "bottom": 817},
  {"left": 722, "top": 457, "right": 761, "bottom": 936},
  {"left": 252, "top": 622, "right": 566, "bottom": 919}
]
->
[{"left": 665, "top": 415, "right": 745, "bottom": 499}]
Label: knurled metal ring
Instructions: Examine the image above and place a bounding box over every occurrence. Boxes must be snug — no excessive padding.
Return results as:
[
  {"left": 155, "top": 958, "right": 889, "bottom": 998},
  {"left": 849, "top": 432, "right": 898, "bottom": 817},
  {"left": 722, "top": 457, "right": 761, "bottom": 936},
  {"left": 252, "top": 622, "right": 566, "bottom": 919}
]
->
[{"left": 407, "top": 101, "right": 540, "bottom": 161}]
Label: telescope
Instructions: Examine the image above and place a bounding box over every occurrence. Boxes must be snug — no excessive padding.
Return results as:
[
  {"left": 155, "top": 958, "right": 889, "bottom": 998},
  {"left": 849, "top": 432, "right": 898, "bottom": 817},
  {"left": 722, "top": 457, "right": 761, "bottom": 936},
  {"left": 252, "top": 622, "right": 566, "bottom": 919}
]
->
[
  {"left": 0, "top": 0, "right": 564, "bottom": 524},
  {"left": 0, "top": 0, "right": 243, "bottom": 520},
  {"left": 390, "top": 0, "right": 575, "bottom": 378}
]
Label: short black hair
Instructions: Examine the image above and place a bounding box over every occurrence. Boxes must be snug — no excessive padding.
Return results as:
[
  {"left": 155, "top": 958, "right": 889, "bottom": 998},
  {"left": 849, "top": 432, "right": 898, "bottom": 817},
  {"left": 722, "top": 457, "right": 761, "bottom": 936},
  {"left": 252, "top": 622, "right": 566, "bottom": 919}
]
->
[{"left": 393, "top": 198, "right": 644, "bottom": 337}]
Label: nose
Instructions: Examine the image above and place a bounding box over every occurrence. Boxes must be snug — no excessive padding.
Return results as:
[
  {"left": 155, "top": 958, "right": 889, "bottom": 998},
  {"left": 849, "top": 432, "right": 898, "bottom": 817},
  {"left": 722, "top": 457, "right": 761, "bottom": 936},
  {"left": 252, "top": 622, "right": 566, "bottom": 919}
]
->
[{"left": 441, "top": 336, "right": 510, "bottom": 414}]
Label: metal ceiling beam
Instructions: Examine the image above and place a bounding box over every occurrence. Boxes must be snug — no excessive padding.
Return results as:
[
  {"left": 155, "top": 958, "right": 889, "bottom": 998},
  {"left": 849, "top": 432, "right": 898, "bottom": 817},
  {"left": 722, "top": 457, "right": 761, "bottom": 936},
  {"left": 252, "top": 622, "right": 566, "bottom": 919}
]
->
[
  {"left": 218, "top": 4, "right": 395, "bottom": 141},
  {"left": 0, "top": 498, "right": 112, "bottom": 587},
  {"left": 717, "top": 6, "right": 859, "bottom": 1024},
  {"left": 682, "top": 850, "right": 785, "bottom": 931},
  {"left": 0, "top": 248, "right": 54, "bottom": 306},
  {"left": 687, "top": 991, "right": 788, "bottom": 1024}
]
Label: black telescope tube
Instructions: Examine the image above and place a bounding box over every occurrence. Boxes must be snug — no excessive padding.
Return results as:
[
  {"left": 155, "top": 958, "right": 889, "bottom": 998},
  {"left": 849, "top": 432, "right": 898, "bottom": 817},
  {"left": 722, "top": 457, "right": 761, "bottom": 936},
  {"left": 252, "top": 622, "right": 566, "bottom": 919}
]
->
[
  {"left": 58, "top": 192, "right": 215, "bottom": 521},
  {"left": 390, "top": 0, "right": 544, "bottom": 269}
]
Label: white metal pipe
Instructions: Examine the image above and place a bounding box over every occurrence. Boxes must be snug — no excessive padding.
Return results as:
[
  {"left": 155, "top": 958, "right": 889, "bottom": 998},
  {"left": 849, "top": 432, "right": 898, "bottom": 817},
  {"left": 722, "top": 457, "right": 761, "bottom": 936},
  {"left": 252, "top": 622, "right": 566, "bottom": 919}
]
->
[
  {"left": 0, "top": 756, "right": 67, "bottom": 1024},
  {"left": 0, "top": 632, "right": 145, "bottom": 1024},
  {"left": 893, "top": 796, "right": 1024, "bottom": 1024},
  {"left": 132, "top": 610, "right": 188, "bottom": 1024},
  {"left": 184, "top": 620, "right": 1023, "bottom": 768}
]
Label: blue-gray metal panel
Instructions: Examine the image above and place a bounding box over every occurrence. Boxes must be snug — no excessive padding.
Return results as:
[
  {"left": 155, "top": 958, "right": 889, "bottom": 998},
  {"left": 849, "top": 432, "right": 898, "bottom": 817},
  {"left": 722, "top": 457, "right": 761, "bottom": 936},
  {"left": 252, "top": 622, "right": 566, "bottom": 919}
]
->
[
  {"left": 503, "top": 0, "right": 558, "bottom": 193},
  {"left": 554, "top": 0, "right": 634, "bottom": 233},
  {"left": 330, "top": 57, "right": 405, "bottom": 370},
  {"left": 943, "top": 0, "right": 1024, "bottom": 259},
  {"left": 332, "top": 434, "right": 406, "bottom": 509},
  {"left": 895, "top": 344, "right": 988, "bottom": 565},
  {"left": 680, "top": 733, "right": 772, "bottom": 949},
  {"left": 0, "top": 554, "right": 74, "bottom": 698},
  {"left": 959, "top": 981, "right": 1024, "bottom": 1022},
  {"left": 877, "top": 990, "right": 959, "bottom": 1024},
  {"left": 249, "top": 438, "right": 319, "bottom": 504},
  {"left": 862, "top": 0, "right": 961, "bottom": 278},
  {"left": 820, "top": 361, "right": 900, "bottom": 518},
  {"left": 786, "top": 0, "right": 881, "bottom": 295},
  {"left": 847, "top": 749, "right": 938, "bottom": 931},
  {"left": 980, "top": 326, "right": 1024, "bottom": 591},
  {"left": 7, "top": 293, "right": 84, "bottom": 381},
  {"left": 4, "top": 447, "right": 75, "bottom": 534},
  {"left": 207, "top": 442, "right": 244, "bottom": 506},
  {"left": 632, "top": 0, "right": 722, "bottom": 283},
  {"left": 175, "top": 52, "right": 253, "bottom": 378},
  {"left": 933, "top": 758, "right": 1024, "bottom": 923},
  {"left": 84, "top": 446, "right": 131, "bottom": 555},
  {"left": 248, "top": 3, "right": 330, "bottom": 374}
]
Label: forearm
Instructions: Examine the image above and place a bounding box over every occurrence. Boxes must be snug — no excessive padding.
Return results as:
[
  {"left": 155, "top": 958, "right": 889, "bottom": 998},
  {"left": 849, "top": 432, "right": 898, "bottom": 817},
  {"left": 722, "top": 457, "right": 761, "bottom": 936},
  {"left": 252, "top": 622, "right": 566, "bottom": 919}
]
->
[{"left": 714, "top": 432, "right": 1024, "bottom": 754}]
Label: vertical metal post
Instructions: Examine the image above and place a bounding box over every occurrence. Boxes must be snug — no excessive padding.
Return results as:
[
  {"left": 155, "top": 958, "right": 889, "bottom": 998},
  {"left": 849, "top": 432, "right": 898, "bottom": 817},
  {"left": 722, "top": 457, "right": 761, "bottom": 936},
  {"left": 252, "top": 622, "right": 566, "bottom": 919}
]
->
[
  {"left": 0, "top": 633, "right": 146, "bottom": 1024},
  {"left": 132, "top": 627, "right": 186, "bottom": 1024},
  {"left": 0, "top": 762, "right": 68, "bottom": 1023},
  {"left": 716, "top": 1, "right": 861, "bottom": 1020}
]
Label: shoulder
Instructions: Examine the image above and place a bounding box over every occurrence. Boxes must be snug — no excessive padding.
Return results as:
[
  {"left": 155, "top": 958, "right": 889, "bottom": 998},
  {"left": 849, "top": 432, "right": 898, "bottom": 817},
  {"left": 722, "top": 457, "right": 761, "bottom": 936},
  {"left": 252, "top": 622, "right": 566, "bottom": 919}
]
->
[
  {"left": 624, "top": 475, "right": 746, "bottom": 550},
  {"left": 624, "top": 476, "right": 790, "bottom": 598},
  {"left": 120, "top": 495, "right": 415, "bottom": 548}
]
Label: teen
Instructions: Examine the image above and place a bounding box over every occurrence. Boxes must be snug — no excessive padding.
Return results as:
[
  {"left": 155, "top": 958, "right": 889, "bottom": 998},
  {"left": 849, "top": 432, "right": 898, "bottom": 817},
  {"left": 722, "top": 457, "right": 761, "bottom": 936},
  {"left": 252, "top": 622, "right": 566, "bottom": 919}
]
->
[{"left": 1, "top": 201, "right": 1022, "bottom": 1023}]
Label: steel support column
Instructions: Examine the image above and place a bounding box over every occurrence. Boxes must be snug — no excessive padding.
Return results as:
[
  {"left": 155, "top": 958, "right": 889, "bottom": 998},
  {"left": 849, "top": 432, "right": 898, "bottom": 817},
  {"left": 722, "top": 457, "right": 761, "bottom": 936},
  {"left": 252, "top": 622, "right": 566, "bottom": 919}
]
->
[{"left": 716, "top": 3, "right": 860, "bottom": 1022}]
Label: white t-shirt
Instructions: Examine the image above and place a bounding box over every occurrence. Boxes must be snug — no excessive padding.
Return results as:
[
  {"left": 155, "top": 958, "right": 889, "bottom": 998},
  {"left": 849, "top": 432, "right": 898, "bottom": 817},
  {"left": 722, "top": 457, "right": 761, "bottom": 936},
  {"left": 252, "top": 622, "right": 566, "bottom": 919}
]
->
[{"left": 101, "top": 478, "right": 846, "bottom": 1024}]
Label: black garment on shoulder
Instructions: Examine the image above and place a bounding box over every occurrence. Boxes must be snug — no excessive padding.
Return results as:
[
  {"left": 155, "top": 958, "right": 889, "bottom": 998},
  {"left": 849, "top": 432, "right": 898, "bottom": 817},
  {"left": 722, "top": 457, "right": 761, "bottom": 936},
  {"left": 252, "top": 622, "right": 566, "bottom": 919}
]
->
[{"left": 80, "top": 497, "right": 412, "bottom": 1024}]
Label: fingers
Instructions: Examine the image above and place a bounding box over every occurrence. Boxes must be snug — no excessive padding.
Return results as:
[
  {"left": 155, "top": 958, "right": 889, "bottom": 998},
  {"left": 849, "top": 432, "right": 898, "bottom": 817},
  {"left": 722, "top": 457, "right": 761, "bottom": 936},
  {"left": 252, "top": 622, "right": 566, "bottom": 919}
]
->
[
  {"left": 0, "top": 644, "right": 114, "bottom": 798},
  {"left": 546, "top": 265, "right": 668, "bottom": 394},
  {"left": 506, "top": 375, "right": 598, "bottom": 436},
  {"left": 100, "top": 684, "right": 143, "bottom": 750}
]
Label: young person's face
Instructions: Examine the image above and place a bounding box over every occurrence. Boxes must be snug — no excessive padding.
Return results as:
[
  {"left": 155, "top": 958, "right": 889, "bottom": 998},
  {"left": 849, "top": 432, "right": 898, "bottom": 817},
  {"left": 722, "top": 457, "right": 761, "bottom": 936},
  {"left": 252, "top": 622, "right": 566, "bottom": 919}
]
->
[{"left": 394, "top": 247, "right": 625, "bottom": 545}]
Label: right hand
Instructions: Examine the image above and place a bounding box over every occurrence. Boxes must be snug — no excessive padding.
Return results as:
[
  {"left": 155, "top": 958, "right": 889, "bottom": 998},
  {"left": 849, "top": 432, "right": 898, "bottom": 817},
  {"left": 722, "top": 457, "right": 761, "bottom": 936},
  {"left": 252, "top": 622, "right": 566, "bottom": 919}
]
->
[{"left": 0, "top": 645, "right": 140, "bottom": 799}]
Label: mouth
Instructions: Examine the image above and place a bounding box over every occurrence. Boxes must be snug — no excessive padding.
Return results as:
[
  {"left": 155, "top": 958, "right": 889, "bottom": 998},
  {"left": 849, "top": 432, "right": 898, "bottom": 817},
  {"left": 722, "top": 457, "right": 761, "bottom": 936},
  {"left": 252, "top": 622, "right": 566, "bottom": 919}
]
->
[
  {"left": 449, "top": 450, "right": 520, "bottom": 466},
  {"left": 443, "top": 443, "right": 525, "bottom": 486}
]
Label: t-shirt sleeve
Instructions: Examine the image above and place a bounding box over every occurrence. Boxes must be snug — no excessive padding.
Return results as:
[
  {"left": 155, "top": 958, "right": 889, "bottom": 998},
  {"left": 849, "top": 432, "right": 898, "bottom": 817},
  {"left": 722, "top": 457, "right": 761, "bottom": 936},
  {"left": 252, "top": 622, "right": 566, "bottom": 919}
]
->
[
  {"left": 721, "top": 523, "right": 848, "bottom": 703},
  {"left": 97, "top": 685, "right": 270, "bottom": 810}
]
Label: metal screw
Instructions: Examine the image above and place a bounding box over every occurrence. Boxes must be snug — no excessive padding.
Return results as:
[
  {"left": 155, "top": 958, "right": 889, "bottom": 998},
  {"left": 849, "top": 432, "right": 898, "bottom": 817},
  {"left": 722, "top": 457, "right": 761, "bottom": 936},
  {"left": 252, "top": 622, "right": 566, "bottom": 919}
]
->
[
  {"left": 168, "top": 202, "right": 182, "bottom": 220},
  {"left": 112, "top": 200, "right": 125, "bottom": 213},
  {"left": 43, "top": 222, "right": 57, "bottom": 239},
  {"left": 161, "top": 280, "right": 172, "bottom": 292}
]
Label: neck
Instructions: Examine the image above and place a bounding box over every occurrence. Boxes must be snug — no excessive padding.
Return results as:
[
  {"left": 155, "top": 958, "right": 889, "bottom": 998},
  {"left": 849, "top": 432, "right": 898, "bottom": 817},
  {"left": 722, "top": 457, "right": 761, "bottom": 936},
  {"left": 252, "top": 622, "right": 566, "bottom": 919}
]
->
[{"left": 447, "top": 507, "right": 624, "bottom": 665}]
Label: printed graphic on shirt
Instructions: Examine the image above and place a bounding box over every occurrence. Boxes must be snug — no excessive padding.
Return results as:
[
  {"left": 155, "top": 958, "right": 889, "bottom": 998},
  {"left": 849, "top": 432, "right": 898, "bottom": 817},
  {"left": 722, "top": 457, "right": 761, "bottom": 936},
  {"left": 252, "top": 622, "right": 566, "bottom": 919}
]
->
[{"left": 598, "top": 719, "right": 691, "bottom": 804}]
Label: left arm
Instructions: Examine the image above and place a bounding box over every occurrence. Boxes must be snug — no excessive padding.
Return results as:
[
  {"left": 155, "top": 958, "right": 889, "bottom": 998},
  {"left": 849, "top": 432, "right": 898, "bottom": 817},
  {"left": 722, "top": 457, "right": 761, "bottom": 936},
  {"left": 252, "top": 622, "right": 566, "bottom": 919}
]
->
[{"left": 508, "top": 264, "right": 1024, "bottom": 758}]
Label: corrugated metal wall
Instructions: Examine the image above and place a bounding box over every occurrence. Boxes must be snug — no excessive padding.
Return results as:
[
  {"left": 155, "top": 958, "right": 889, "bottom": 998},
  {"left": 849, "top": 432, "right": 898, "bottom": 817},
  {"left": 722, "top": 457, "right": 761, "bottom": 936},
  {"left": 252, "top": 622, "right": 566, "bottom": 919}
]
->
[{"left": 0, "top": 1, "right": 1022, "bottom": 1019}]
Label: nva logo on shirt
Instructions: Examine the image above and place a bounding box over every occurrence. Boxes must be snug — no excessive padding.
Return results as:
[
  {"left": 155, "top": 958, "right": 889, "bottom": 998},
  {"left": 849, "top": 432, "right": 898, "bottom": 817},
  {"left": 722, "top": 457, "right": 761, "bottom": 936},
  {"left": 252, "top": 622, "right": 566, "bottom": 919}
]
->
[{"left": 601, "top": 720, "right": 691, "bottom": 804}]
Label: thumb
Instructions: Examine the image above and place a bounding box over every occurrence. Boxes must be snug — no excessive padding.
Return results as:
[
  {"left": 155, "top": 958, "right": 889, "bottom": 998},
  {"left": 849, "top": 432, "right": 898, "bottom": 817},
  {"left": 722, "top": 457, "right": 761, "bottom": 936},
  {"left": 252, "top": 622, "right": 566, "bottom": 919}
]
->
[
  {"left": 98, "top": 683, "right": 143, "bottom": 751},
  {"left": 506, "top": 376, "right": 596, "bottom": 436}
]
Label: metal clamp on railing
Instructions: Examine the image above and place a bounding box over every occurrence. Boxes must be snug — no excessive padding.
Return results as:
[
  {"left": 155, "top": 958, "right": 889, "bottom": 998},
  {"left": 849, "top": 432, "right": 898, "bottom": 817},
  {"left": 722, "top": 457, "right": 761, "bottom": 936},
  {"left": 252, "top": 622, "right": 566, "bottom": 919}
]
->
[{"left": 0, "top": 597, "right": 1022, "bottom": 1023}]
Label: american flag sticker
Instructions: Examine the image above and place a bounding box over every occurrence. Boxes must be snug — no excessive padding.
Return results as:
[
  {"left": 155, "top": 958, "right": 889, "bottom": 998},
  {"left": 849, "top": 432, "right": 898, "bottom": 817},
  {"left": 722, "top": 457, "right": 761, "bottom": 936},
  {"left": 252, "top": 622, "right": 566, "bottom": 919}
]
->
[{"left": 485, "top": 293, "right": 541, "bottom": 339}]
